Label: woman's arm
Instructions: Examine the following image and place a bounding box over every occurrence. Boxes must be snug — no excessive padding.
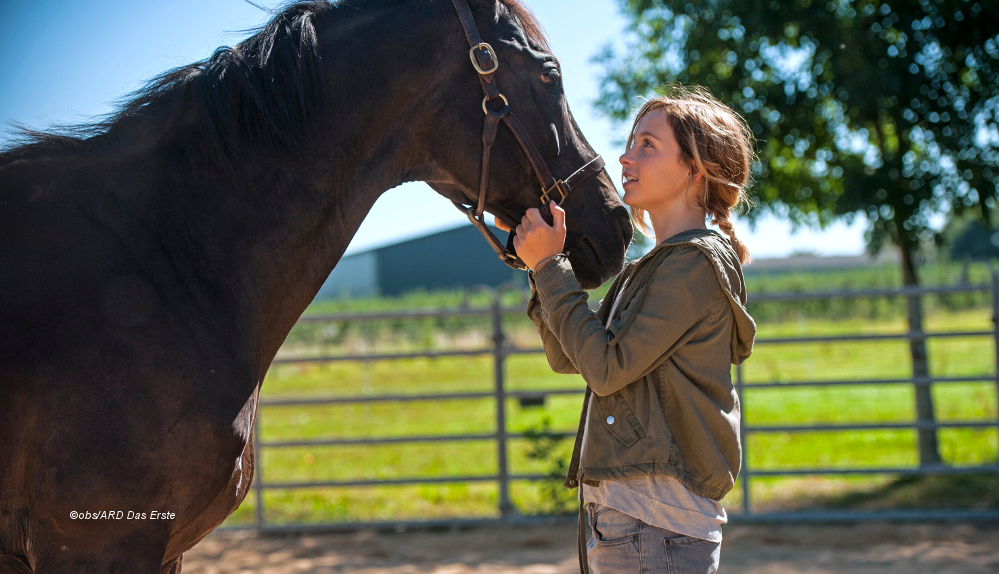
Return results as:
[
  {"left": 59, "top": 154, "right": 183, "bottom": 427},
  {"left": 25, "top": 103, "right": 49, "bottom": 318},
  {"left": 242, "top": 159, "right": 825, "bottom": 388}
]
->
[
  {"left": 495, "top": 209, "right": 580, "bottom": 375},
  {"left": 531, "top": 246, "right": 722, "bottom": 396},
  {"left": 527, "top": 264, "right": 579, "bottom": 375}
]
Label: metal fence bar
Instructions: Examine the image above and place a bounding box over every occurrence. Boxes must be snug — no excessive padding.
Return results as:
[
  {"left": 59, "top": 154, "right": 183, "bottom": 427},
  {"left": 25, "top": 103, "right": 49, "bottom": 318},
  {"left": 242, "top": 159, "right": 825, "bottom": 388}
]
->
[
  {"left": 505, "top": 345, "right": 546, "bottom": 355},
  {"left": 255, "top": 376, "right": 992, "bottom": 408},
  {"left": 269, "top": 329, "right": 992, "bottom": 364},
  {"left": 273, "top": 348, "right": 490, "bottom": 364},
  {"left": 728, "top": 509, "right": 999, "bottom": 523},
  {"left": 744, "top": 465, "right": 999, "bottom": 477},
  {"left": 747, "top": 421, "right": 997, "bottom": 432},
  {"left": 259, "top": 476, "right": 499, "bottom": 489},
  {"left": 296, "top": 307, "right": 493, "bottom": 322},
  {"left": 294, "top": 303, "right": 560, "bottom": 323},
  {"left": 260, "top": 391, "right": 496, "bottom": 406},
  {"left": 755, "top": 330, "right": 991, "bottom": 345},
  {"left": 228, "top": 515, "right": 585, "bottom": 535},
  {"left": 254, "top": 420, "right": 993, "bottom": 449},
  {"left": 259, "top": 473, "right": 564, "bottom": 491},
  {"left": 743, "top": 375, "right": 995, "bottom": 389},
  {"left": 492, "top": 295, "right": 512, "bottom": 523},
  {"left": 252, "top": 465, "right": 999, "bottom": 491},
  {"left": 259, "top": 389, "right": 587, "bottom": 408},
  {"left": 259, "top": 432, "right": 586, "bottom": 450},
  {"left": 259, "top": 434, "right": 498, "bottom": 448}
]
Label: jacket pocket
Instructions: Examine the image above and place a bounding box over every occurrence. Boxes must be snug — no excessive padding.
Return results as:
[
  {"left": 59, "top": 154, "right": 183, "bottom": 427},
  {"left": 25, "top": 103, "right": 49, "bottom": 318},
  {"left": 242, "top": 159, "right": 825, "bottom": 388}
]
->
[{"left": 594, "top": 392, "right": 646, "bottom": 447}]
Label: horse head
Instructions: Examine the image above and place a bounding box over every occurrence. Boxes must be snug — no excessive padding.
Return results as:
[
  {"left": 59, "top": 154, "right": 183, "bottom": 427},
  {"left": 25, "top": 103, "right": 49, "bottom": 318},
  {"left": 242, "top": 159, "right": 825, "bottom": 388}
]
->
[{"left": 418, "top": 0, "right": 633, "bottom": 289}]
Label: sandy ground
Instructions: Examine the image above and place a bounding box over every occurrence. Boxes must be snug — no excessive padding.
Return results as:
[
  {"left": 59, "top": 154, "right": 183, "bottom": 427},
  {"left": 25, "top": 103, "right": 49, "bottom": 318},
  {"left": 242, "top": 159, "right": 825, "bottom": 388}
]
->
[{"left": 180, "top": 521, "right": 999, "bottom": 574}]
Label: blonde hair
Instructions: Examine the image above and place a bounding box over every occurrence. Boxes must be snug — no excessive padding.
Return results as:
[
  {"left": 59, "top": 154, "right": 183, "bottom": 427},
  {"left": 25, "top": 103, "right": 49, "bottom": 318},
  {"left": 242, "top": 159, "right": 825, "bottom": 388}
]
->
[{"left": 625, "top": 85, "right": 755, "bottom": 264}]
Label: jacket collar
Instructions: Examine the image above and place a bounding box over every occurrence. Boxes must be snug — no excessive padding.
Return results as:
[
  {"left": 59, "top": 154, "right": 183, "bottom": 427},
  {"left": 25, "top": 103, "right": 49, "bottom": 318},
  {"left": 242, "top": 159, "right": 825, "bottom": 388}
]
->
[{"left": 653, "top": 227, "right": 729, "bottom": 252}]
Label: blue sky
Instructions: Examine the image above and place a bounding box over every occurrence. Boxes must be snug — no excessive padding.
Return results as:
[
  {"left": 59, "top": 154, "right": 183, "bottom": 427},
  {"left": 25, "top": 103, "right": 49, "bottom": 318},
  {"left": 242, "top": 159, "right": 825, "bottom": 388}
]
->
[{"left": 0, "top": 0, "right": 869, "bottom": 260}]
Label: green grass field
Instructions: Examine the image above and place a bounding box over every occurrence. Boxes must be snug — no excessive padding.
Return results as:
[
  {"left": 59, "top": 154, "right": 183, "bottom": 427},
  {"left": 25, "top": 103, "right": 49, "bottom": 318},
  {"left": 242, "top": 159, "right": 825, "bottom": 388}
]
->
[{"left": 222, "top": 275, "right": 999, "bottom": 526}]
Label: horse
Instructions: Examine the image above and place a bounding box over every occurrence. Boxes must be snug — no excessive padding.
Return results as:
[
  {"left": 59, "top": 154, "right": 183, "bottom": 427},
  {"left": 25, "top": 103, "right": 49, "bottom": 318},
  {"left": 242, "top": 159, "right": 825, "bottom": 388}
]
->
[{"left": 0, "top": 0, "right": 632, "bottom": 571}]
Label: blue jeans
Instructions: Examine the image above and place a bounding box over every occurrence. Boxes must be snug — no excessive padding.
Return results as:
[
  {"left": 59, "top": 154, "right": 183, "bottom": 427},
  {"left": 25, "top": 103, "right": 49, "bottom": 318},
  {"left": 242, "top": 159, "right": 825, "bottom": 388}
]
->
[{"left": 586, "top": 502, "right": 720, "bottom": 574}]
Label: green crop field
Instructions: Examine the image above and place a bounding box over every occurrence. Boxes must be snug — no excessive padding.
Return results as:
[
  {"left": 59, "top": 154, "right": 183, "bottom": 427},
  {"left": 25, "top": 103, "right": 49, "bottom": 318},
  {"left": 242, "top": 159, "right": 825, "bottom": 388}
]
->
[{"left": 223, "top": 263, "right": 999, "bottom": 527}]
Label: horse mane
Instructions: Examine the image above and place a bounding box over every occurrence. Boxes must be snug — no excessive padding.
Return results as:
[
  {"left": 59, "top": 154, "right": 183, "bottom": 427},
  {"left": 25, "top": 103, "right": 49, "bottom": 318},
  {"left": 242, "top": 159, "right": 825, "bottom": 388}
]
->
[
  {"left": 0, "top": 0, "right": 550, "bottom": 168},
  {"left": 0, "top": 1, "right": 335, "bottom": 168},
  {"left": 499, "top": 0, "right": 550, "bottom": 53}
]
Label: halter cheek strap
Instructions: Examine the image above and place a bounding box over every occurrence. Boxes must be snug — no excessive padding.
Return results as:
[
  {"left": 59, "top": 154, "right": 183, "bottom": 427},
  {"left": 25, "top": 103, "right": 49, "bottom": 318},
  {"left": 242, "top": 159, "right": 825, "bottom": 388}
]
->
[{"left": 449, "top": 0, "right": 606, "bottom": 270}]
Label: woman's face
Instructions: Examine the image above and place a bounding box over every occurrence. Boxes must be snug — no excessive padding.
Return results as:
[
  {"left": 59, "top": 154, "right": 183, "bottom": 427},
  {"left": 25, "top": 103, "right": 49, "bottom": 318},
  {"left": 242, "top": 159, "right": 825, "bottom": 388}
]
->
[{"left": 618, "top": 109, "right": 694, "bottom": 212}]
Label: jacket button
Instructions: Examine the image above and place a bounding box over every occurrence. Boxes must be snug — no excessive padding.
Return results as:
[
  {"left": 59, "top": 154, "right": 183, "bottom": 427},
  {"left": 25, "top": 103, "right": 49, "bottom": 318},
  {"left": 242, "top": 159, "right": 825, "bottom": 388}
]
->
[{"left": 606, "top": 416, "right": 615, "bottom": 424}]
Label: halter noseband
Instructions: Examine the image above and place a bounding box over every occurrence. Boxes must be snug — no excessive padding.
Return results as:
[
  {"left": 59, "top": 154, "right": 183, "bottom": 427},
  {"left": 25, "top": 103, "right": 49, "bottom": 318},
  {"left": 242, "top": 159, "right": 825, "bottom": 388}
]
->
[{"left": 450, "top": 0, "right": 606, "bottom": 270}]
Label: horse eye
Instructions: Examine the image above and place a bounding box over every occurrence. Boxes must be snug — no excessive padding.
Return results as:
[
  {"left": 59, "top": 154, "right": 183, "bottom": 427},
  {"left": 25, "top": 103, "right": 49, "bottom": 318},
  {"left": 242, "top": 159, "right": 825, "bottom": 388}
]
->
[{"left": 541, "top": 70, "right": 561, "bottom": 86}]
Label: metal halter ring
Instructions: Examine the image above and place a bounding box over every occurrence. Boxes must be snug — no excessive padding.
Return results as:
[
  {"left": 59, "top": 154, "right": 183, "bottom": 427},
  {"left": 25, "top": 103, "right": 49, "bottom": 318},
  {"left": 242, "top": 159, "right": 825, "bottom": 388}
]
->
[
  {"left": 482, "top": 93, "right": 509, "bottom": 115},
  {"left": 540, "top": 180, "right": 569, "bottom": 206},
  {"left": 469, "top": 42, "right": 499, "bottom": 74}
]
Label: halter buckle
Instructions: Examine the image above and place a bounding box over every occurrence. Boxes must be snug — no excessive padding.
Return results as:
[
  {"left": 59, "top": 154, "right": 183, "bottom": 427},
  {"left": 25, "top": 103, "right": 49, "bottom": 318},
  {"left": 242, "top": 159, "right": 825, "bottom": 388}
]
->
[
  {"left": 469, "top": 43, "right": 499, "bottom": 75},
  {"left": 540, "top": 180, "right": 569, "bottom": 206}
]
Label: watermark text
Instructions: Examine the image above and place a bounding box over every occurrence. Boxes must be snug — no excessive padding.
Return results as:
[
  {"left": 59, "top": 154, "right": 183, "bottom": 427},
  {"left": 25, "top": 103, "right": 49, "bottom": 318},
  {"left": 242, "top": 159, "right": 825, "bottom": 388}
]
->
[{"left": 69, "top": 510, "right": 176, "bottom": 520}]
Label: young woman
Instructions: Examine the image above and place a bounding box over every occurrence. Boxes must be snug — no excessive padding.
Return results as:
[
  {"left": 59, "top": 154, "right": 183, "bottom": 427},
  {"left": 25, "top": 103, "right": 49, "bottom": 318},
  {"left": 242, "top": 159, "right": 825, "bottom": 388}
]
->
[{"left": 495, "top": 86, "right": 757, "bottom": 573}]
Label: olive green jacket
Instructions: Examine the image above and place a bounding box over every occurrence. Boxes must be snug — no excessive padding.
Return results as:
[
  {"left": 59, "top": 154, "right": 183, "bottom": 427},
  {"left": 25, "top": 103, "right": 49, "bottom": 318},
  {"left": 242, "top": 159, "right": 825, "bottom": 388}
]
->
[{"left": 526, "top": 229, "right": 756, "bottom": 500}]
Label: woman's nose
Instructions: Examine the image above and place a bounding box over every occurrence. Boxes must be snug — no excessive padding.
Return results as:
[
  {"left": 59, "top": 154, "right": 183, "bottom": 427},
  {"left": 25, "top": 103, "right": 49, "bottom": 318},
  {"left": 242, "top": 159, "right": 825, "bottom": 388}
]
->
[{"left": 619, "top": 152, "right": 633, "bottom": 166}]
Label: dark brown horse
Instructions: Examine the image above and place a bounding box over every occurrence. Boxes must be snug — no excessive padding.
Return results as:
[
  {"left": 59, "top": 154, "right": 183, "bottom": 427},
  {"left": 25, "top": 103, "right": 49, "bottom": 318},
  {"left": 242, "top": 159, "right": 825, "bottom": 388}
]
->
[{"left": 0, "top": 0, "right": 631, "bottom": 571}]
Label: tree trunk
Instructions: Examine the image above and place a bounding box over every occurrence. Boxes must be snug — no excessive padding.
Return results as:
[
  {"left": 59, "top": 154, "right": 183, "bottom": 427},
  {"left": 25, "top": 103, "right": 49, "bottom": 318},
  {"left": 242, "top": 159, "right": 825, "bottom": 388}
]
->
[{"left": 897, "top": 233, "right": 943, "bottom": 466}]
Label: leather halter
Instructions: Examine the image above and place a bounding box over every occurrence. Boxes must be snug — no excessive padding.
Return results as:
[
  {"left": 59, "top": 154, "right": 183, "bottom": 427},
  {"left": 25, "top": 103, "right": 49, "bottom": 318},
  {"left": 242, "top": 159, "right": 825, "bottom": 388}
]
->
[{"left": 450, "top": 0, "right": 606, "bottom": 270}]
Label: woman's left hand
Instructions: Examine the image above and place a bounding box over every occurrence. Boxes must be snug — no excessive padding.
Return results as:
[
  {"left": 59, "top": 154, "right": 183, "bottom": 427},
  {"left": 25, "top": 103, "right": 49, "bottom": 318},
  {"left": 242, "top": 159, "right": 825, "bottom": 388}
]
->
[{"left": 494, "top": 200, "right": 566, "bottom": 271}]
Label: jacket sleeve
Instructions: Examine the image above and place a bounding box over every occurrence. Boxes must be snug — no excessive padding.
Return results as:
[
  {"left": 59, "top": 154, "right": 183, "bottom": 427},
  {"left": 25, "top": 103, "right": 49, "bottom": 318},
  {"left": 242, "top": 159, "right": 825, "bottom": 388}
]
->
[
  {"left": 527, "top": 267, "right": 579, "bottom": 375},
  {"left": 531, "top": 247, "right": 722, "bottom": 396}
]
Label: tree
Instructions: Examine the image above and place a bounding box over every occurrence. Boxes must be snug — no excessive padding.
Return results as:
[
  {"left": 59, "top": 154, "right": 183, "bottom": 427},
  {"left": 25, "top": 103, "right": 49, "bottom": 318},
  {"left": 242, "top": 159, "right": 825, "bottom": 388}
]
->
[
  {"left": 948, "top": 217, "right": 999, "bottom": 260},
  {"left": 595, "top": 0, "right": 999, "bottom": 466}
]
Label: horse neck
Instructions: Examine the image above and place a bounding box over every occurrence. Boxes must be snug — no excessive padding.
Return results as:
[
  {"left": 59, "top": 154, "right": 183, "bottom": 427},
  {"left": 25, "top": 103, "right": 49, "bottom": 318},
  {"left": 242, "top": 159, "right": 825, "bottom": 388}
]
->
[{"left": 154, "top": 1, "right": 461, "bottom": 375}]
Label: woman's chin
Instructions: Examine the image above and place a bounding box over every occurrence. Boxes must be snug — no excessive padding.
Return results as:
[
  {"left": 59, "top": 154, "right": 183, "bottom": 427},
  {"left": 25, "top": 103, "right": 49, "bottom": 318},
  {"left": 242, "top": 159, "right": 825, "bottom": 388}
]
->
[{"left": 621, "top": 193, "right": 644, "bottom": 210}]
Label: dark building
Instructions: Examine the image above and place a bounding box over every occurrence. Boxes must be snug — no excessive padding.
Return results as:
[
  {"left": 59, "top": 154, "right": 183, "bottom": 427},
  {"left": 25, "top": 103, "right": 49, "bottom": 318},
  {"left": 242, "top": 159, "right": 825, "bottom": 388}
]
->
[{"left": 316, "top": 224, "right": 526, "bottom": 299}]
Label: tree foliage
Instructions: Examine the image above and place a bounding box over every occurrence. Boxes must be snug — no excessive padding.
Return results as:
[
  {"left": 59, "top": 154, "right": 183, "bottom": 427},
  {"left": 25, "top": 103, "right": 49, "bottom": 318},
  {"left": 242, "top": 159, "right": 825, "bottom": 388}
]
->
[{"left": 596, "top": 0, "right": 999, "bottom": 280}]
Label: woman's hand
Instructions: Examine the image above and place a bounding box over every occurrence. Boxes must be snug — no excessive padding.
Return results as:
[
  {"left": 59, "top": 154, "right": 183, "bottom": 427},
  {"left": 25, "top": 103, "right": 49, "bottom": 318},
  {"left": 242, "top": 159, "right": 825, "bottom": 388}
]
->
[{"left": 494, "top": 200, "right": 566, "bottom": 271}]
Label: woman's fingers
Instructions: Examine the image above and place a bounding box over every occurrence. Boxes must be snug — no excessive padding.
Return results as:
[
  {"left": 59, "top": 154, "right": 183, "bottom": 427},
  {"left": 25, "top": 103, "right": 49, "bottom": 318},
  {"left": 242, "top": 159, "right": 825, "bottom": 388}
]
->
[
  {"left": 498, "top": 206, "right": 564, "bottom": 234},
  {"left": 521, "top": 212, "right": 534, "bottom": 230},
  {"left": 551, "top": 201, "right": 565, "bottom": 230},
  {"left": 525, "top": 208, "right": 547, "bottom": 228}
]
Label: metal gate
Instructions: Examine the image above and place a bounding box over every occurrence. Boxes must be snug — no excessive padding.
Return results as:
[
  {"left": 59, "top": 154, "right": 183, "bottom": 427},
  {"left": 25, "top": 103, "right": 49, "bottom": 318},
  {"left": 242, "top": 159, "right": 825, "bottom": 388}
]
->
[{"left": 244, "top": 272, "right": 999, "bottom": 530}]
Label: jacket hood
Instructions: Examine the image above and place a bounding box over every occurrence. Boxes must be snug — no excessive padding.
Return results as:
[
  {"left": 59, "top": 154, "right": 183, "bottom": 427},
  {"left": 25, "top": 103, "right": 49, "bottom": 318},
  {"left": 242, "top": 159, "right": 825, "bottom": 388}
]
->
[{"left": 649, "top": 229, "right": 756, "bottom": 364}]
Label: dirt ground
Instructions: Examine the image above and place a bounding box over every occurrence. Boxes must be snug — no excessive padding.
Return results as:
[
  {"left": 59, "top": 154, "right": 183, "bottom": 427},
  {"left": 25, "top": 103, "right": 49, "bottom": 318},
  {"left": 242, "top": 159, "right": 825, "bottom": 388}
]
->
[{"left": 181, "top": 521, "right": 999, "bottom": 574}]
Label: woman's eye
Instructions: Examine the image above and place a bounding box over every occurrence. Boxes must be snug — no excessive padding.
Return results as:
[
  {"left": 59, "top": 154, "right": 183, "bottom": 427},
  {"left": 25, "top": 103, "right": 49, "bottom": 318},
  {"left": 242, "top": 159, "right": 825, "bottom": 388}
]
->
[
  {"left": 541, "top": 70, "right": 561, "bottom": 86},
  {"left": 643, "top": 139, "right": 653, "bottom": 147}
]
